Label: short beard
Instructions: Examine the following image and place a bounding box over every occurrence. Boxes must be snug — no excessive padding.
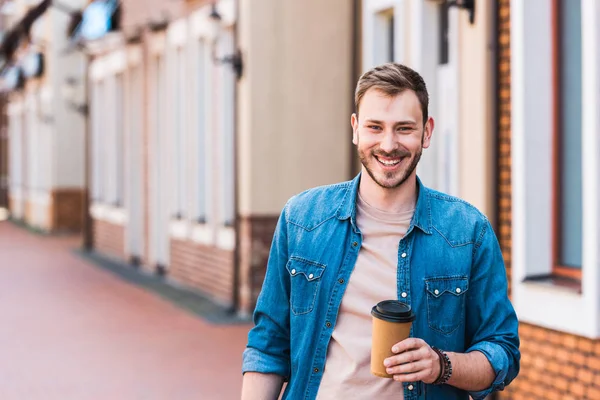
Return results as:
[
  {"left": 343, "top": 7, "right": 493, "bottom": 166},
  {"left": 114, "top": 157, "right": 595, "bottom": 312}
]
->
[{"left": 357, "top": 136, "right": 423, "bottom": 190}]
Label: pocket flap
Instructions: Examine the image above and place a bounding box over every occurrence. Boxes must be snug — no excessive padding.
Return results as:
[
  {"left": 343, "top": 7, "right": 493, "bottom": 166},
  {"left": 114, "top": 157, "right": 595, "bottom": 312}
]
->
[
  {"left": 425, "top": 276, "right": 469, "bottom": 298},
  {"left": 286, "top": 257, "right": 326, "bottom": 281}
]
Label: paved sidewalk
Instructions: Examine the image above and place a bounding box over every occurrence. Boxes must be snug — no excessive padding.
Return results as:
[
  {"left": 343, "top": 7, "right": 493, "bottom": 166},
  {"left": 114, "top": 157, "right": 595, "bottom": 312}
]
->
[{"left": 0, "top": 221, "right": 252, "bottom": 400}]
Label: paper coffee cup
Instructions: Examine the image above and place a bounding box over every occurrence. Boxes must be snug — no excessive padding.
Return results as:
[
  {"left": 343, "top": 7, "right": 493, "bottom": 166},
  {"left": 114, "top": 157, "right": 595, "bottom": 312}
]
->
[{"left": 371, "top": 300, "right": 416, "bottom": 378}]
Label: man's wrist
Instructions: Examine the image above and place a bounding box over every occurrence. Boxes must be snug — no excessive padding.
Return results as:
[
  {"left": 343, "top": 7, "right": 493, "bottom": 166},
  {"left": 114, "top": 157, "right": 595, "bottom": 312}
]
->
[{"left": 430, "top": 347, "right": 453, "bottom": 385}]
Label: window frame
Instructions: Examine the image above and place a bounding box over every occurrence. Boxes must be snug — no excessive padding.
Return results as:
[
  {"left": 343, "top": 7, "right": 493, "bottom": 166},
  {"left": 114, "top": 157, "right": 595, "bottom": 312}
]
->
[
  {"left": 551, "top": 0, "right": 583, "bottom": 281},
  {"left": 510, "top": 0, "right": 600, "bottom": 338}
]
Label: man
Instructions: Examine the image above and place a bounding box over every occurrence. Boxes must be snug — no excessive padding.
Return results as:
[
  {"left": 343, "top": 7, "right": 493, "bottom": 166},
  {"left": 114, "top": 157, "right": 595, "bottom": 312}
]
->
[{"left": 241, "top": 63, "right": 520, "bottom": 400}]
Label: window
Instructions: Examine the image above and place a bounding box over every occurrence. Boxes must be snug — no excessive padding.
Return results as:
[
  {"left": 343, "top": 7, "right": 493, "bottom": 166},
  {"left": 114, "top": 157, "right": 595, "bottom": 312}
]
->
[
  {"left": 196, "top": 39, "right": 209, "bottom": 223},
  {"left": 219, "top": 28, "right": 235, "bottom": 226},
  {"left": 439, "top": 3, "right": 449, "bottom": 65},
  {"left": 105, "top": 76, "right": 118, "bottom": 205},
  {"left": 115, "top": 73, "right": 125, "bottom": 207},
  {"left": 552, "top": 0, "right": 582, "bottom": 279},
  {"left": 510, "top": 0, "right": 600, "bottom": 338},
  {"left": 92, "top": 81, "right": 103, "bottom": 201},
  {"left": 171, "top": 48, "right": 186, "bottom": 219},
  {"left": 155, "top": 55, "right": 165, "bottom": 217},
  {"left": 9, "top": 106, "right": 22, "bottom": 191},
  {"left": 27, "top": 99, "right": 39, "bottom": 193},
  {"left": 363, "top": 1, "right": 408, "bottom": 71},
  {"left": 374, "top": 8, "right": 395, "bottom": 64}
]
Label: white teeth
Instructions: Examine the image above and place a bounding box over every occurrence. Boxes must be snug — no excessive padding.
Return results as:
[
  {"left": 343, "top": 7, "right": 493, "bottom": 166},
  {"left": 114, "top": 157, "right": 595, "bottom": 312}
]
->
[{"left": 376, "top": 157, "right": 400, "bottom": 166}]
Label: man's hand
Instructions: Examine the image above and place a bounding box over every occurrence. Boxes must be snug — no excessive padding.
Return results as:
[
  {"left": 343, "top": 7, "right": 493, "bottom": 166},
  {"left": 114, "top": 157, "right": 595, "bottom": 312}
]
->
[{"left": 383, "top": 338, "right": 441, "bottom": 384}]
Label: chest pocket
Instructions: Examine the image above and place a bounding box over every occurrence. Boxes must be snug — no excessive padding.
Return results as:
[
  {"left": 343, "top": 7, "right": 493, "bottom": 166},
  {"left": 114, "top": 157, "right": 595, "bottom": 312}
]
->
[
  {"left": 286, "top": 257, "right": 326, "bottom": 315},
  {"left": 425, "top": 276, "right": 469, "bottom": 335}
]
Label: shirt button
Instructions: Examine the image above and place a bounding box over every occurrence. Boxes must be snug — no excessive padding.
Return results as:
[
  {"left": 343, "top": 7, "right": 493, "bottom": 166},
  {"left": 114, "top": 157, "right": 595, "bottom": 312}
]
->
[
  {"left": 401, "top": 292, "right": 407, "bottom": 298},
  {"left": 291, "top": 269, "right": 296, "bottom": 275},
  {"left": 456, "top": 288, "right": 461, "bottom": 294},
  {"left": 401, "top": 252, "right": 407, "bottom": 258},
  {"left": 352, "top": 241, "right": 358, "bottom": 248},
  {"left": 434, "top": 289, "right": 440, "bottom": 295},
  {"left": 338, "top": 278, "right": 345, "bottom": 284},
  {"left": 308, "top": 274, "right": 314, "bottom": 279},
  {"left": 408, "top": 384, "right": 414, "bottom": 391},
  {"left": 326, "top": 322, "right": 332, "bottom": 328},
  {"left": 314, "top": 368, "right": 319, "bottom": 373}
]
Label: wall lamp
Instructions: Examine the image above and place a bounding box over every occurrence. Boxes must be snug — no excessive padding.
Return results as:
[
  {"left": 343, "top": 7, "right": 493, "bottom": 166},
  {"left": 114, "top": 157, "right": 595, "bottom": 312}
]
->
[
  {"left": 429, "top": 0, "right": 475, "bottom": 24},
  {"left": 209, "top": 3, "right": 243, "bottom": 80}
]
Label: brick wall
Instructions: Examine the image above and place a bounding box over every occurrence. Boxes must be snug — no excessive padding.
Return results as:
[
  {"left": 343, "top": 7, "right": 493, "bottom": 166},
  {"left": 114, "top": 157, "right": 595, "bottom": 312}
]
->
[
  {"left": 497, "top": 0, "right": 512, "bottom": 298},
  {"left": 169, "top": 239, "right": 234, "bottom": 307},
  {"left": 52, "top": 188, "right": 83, "bottom": 232},
  {"left": 496, "top": 1, "right": 600, "bottom": 399},
  {"left": 502, "top": 323, "right": 600, "bottom": 399},
  {"left": 93, "top": 219, "right": 126, "bottom": 260},
  {"left": 238, "top": 215, "right": 279, "bottom": 315}
]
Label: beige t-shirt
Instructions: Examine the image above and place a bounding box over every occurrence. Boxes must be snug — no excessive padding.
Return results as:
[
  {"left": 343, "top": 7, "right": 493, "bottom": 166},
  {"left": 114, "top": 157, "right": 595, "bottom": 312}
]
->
[{"left": 316, "top": 193, "right": 414, "bottom": 399}]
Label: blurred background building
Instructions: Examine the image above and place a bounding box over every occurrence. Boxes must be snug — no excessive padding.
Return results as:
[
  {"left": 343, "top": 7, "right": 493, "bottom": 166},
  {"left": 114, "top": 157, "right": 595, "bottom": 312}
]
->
[{"left": 0, "top": 0, "right": 598, "bottom": 398}]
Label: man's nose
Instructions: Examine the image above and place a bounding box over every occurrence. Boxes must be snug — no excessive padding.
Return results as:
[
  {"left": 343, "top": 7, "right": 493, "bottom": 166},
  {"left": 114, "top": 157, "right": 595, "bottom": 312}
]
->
[{"left": 379, "top": 131, "right": 397, "bottom": 153}]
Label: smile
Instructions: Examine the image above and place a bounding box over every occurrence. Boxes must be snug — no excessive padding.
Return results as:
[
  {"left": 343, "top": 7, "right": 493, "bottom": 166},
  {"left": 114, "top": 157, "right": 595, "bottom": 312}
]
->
[{"left": 375, "top": 155, "right": 402, "bottom": 167}]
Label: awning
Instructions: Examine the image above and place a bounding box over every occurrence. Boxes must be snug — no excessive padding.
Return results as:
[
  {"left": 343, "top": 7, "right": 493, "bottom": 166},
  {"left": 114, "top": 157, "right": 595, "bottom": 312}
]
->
[
  {"left": 0, "top": 0, "right": 52, "bottom": 70},
  {"left": 21, "top": 0, "right": 51, "bottom": 39},
  {"left": 0, "top": 66, "right": 25, "bottom": 92},
  {"left": 69, "top": 0, "right": 121, "bottom": 42}
]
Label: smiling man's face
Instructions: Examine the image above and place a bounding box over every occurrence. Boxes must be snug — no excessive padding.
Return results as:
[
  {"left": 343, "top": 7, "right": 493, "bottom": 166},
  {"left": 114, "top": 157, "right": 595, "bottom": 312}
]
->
[{"left": 351, "top": 88, "right": 433, "bottom": 190}]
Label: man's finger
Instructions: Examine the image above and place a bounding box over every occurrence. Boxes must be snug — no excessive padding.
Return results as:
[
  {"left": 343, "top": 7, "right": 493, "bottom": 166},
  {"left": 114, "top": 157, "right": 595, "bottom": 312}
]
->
[
  {"left": 385, "top": 360, "right": 428, "bottom": 375},
  {"left": 384, "top": 349, "right": 421, "bottom": 367},
  {"left": 391, "top": 338, "right": 425, "bottom": 353},
  {"left": 393, "top": 371, "right": 428, "bottom": 383}
]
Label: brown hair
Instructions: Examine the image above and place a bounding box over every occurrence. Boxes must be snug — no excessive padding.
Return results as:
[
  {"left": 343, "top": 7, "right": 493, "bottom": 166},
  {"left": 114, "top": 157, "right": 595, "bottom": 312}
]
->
[{"left": 354, "top": 63, "right": 429, "bottom": 124}]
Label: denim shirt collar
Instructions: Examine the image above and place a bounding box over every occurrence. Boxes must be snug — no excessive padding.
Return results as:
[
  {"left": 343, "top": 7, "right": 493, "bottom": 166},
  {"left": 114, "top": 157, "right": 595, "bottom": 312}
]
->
[{"left": 336, "top": 173, "right": 432, "bottom": 235}]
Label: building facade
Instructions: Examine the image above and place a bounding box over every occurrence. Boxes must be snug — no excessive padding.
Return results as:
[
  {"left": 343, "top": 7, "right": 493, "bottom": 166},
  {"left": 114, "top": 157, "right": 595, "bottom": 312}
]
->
[
  {"left": 360, "top": 0, "right": 496, "bottom": 222},
  {"left": 1, "top": 0, "right": 88, "bottom": 233},
  {"left": 84, "top": 0, "right": 355, "bottom": 315},
  {"left": 1, "top": 0, "right": 504, "bottom": 317},
  {"left": 498, "top": 0, "right": 600, "bottom": 398}
]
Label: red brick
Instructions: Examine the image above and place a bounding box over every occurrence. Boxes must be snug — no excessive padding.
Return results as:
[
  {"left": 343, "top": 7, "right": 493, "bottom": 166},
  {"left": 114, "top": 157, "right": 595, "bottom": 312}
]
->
[
  {"left": 587, "top": 385, "right": 600, "bottom": 400},
  {"left": 563, "top": 334, "right": 578, "bottom": 349},
  {"left": 578, "top": 338, "right": 595, "bottom": 353},
  {"left": 589, "top": 356, "right": 600, "bottom": 372},
  {"left": 93, "top": 219, "right": 126, "bottom": 260},
  {"left": 571, "top": 352, "right": 588, "bottom": 367},
  {"left": 560, "top": 364, "right": 578, "bottom": 380},
  {"left": 552, "top": 376, "right": 569, "bottom": 391},
  {"left": 580, "top": 369, "right": 596, "bottom": 384},
  {"left": 545, "top": 390, "right": 564, "bottom": 400}
]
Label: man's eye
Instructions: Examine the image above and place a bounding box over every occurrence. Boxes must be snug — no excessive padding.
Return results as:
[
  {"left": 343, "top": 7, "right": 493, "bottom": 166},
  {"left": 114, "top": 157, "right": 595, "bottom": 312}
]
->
[{"left": 368, "top": 125, "right": 382, "bottom": 131}]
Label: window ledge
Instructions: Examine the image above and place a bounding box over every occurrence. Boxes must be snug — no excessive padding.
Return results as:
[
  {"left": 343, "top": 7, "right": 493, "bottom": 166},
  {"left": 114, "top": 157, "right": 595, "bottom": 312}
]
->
[
  {"left": 169, "top": 219, "right": 215, "bottom": 246},
  {"left": 216, "top": 226, "right": 235, "bottom": 251},
  {"left": 90, "top": 203, "right": 127, "bottom": 226},
  {"left": 522, "top": 274, "right": 582, "bottom": 294},
  {"left": 191, "top": 222, "right": 213, "bottom": 245},
  {"left": 514, "top": 279, "right": 599, "bottom": 338},
  {"left": 169, "top": 219, "right": 189, "bottom": 240},
  {"left": 168, "top": 221, "right": 234, "bottom": 250}
]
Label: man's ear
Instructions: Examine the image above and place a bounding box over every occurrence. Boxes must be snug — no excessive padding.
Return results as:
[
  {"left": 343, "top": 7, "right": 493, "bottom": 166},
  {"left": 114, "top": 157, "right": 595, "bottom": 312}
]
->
[
  {"left": 351, "top": 113, "right": 358, "bottom": 145},
  {"left": 422, "top": 117, "right": 434, "bottom": 149}
]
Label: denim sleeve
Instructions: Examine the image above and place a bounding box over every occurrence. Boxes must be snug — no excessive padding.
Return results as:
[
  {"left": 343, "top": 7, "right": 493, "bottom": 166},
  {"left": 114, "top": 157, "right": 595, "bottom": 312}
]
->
[
  {"left": 242, "top": 202, "right": 291, "bottom": 379},
  {"left": 465, "top": 219, "right": 521, "bottom": 400}
]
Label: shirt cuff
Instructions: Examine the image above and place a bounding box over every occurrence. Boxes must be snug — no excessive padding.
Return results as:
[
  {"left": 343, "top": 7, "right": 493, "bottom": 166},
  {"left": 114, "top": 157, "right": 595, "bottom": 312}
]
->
[
  {"left": 242, "top": 347, "right": 291, "bottom": 379},
  {"left": 465, "top": 341, "right": 509, "bottom": 400}
]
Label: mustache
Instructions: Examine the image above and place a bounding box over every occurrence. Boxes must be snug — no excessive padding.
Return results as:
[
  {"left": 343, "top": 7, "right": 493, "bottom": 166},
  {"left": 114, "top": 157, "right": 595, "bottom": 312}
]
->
[{"left": 372, "top": 149, "right": 411, "bottom": 158}]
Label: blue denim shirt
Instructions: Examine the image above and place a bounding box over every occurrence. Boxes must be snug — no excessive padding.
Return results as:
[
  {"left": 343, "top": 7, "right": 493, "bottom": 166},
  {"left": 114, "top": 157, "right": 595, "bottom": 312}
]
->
[{"left": 242, "top": 175, "right": 520, "bottom": 400}]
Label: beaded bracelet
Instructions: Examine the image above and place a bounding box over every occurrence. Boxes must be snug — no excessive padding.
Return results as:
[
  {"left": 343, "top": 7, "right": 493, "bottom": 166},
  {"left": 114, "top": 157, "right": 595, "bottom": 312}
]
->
[{"left": 431, "top": 346, "right": 453, "bottom": 385}]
